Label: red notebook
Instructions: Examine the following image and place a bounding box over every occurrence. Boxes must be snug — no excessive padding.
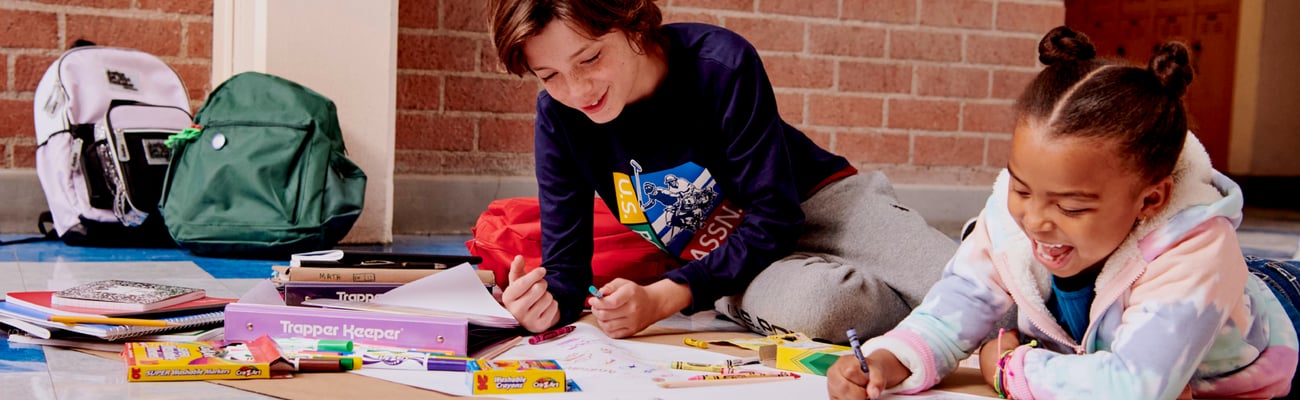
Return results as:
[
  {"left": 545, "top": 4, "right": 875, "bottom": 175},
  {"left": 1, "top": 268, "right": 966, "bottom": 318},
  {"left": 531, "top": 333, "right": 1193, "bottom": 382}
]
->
[{"left": 4, "top": 291, "right": 235, "bottom": 319}]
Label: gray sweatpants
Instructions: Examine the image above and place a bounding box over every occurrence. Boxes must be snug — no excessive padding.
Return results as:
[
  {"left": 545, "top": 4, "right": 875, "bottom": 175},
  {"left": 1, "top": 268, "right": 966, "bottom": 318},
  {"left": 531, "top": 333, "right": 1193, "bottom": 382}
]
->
[{"left": 713, "top": 171, "right": 956, "bottom": 343}]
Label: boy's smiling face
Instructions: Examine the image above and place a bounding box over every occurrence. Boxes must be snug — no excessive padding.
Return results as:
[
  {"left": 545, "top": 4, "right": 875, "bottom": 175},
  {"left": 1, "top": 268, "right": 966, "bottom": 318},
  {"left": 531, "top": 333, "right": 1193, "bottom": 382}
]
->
[
  {"left": 523, "top": 20, "right": 659, "bottom": 124},
  {"left": 1006, "top": 122, "right": 1170, "bottom": 278}
]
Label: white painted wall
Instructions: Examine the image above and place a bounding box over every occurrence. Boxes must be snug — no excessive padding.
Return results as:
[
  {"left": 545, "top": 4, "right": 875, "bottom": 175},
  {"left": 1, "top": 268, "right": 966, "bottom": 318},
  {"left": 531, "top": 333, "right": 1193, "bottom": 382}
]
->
[
  {"left": 211, "top": 0, "right": 396, "bottom": 244},
  {"left": 1231, "top": 0, "right": 1300, "bottom": 176}
]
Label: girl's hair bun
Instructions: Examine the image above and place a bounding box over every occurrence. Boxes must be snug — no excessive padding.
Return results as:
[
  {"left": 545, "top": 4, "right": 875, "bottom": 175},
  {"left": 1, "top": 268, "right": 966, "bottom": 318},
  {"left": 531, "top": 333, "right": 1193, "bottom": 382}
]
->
[
  {"left": 1149, "top": 41, "right": 1195, "bottom": 98},
  {"left": 1038, "top": 26, "right": 1096, "bottom": 65}
]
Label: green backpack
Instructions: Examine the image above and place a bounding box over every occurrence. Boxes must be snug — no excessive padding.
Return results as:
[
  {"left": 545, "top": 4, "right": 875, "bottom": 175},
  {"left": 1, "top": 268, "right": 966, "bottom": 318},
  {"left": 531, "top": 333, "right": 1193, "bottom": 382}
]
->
[{"left": 159, "top": 72, "right": 366, "bottom": 258}]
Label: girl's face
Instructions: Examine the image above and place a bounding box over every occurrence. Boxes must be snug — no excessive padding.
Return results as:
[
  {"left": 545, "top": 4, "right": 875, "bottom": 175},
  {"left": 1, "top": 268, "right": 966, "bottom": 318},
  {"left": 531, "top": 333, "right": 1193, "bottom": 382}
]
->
[
  {"left": 1006, "top": 123, "right": 1171, "bottom": 278},
  {"left": 523, "top": 20, "right": 662, "bottom": 124}
]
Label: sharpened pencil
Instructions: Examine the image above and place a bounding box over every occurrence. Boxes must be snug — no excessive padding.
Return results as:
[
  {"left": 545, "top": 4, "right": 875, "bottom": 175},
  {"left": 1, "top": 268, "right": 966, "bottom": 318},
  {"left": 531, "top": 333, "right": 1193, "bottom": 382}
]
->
[
  {"left": 658, "top": 375, "right": 798, "bottom": 388},
  {"left": 49, "top": 315, "right": 172, "bottom": 327}
]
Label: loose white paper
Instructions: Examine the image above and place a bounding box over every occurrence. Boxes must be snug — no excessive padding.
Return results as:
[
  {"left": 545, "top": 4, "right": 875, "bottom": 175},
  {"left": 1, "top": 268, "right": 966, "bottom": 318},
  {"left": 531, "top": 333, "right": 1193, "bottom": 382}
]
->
[
  {"left": 374, "top": 264, "right": 510, "bottom": 315},
  {"left": 351, "top": 323, "right": 990, "bottom": 399},
  {"left": 354, "top": 323, "right": 825, "bottom": 399},
  {"left": 288, "top": 249, "right": 344, "bottom": 267},
  {"left": 236, "top": 280, "right": 286, "bottom": 305},
  {"left": 370, "top": 263, "right": 517, "bottom": 326}
]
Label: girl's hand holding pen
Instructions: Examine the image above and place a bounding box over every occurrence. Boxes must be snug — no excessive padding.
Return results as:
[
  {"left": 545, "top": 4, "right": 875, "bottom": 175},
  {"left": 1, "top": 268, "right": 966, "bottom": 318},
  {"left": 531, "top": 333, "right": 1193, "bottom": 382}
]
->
[
  {"left": 501, "top": 255, "right": 560, "bottom": 333},
  {"left": 827, "top": 350, "right": 909, "bottom": 400}
]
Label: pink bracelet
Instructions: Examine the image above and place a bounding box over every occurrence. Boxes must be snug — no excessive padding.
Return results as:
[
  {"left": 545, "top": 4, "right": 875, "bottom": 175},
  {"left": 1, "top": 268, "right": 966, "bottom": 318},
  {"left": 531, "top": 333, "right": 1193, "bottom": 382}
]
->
[
  {"left": 994, "top": 349, "right": 1014, "bottom": 398},
  {"left": 993, "top": 328, "right": 1008, "bottom": 398},
  {"left": 996, "top": 328, "right": 1006, "bottom": 360}
]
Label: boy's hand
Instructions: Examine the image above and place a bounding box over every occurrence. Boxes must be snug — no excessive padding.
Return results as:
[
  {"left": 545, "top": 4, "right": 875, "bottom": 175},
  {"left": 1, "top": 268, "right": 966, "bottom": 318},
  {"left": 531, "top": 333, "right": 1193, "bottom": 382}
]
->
[
  {"left": 501, "top": 255, "right": 560, "bottom": 333},
  {"left": 827, "top": 350, "right": 910, "bottom": 400},
  {"left": 979, "top": 329, "right": 1020, "bottom": 388},
  {"left": 589, "top": 278, "right": 690, "bottom": 338}
]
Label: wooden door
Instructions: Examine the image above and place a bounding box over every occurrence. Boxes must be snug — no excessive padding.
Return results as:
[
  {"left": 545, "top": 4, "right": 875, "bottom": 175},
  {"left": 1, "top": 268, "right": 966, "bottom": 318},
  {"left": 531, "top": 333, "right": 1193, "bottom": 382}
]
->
[{"left": 1065, "top": 0, "right": 1239, "bottom": 169}]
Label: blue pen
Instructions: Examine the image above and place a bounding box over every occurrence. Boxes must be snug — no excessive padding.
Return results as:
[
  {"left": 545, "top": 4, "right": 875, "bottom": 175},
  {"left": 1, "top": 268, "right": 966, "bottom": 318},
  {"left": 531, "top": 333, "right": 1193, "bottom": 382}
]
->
[
  {"left": 588, "top": 285, "right": 604, "bottom": 299},
  {"left": 847, "top": 328, "right": 869, "bottom": 374}
]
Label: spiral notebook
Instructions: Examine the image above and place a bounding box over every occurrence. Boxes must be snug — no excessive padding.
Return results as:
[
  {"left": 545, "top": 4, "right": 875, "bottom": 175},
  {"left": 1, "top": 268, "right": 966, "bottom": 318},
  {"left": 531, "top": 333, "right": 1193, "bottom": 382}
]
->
[{"left": 0, "top": 299, "right": 224, "bottom": 341}]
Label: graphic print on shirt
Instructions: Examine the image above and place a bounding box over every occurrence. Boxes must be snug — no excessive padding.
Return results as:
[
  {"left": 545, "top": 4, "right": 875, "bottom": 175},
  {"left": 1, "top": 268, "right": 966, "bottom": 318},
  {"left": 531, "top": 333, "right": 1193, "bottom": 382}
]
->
[{"left": 613, "top": 160, "right": 744, "bottom": 261}]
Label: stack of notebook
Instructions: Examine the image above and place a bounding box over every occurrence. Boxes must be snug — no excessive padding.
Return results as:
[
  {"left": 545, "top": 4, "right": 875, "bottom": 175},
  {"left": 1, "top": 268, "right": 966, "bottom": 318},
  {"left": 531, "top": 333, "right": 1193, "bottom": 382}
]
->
[
  {"left": 273, "top": 250, "right": 493, "bottom": 306},
  {"left": 236, "top": 262, "right": 525, "bottom": 358},
  {"left": 0, "top": 280, "right": 234, "bottom": 350}
]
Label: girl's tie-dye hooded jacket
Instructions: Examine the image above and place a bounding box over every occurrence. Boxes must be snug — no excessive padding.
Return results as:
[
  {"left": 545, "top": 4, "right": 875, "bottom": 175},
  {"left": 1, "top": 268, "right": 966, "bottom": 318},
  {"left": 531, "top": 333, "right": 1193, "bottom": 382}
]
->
[{"left": 859, "top": 134, "right": 1297, "bottom": 399}]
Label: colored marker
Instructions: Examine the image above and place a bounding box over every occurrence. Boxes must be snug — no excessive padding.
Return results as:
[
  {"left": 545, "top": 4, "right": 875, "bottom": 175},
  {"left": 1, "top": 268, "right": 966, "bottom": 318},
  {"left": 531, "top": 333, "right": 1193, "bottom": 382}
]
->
[
  {"left": 588, "top": 285, "right": 604, "bottom": 299},
  {"left": 280, "top": 349, "right": 362, "bottom": 362},
  {"left": 273, "top": 337, "right": 353, "bottom": 353},
  {"left": 358, "top": 350, "right": 471, "bottom": 372},
  {"left": 357, "top": 344, "right": 457, "bottom": 356},
  {"left": 529, "top": 325, "right": 575, "bottom": 345},
  {"left": 291, "top": 357, "right": 358, "bottom": 372},
  {"left": 847, "top": 328, "right": 869, "bottom": 374}
]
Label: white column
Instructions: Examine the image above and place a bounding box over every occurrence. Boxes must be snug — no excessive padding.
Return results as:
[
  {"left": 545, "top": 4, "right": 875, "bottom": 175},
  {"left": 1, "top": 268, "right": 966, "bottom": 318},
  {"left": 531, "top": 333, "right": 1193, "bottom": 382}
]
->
[
  {"left": 212, "top": 0, "right": 395, "bottom": 244},
  {"left": 1229, "top": 0, "right": 1262, "bottom": 175}
]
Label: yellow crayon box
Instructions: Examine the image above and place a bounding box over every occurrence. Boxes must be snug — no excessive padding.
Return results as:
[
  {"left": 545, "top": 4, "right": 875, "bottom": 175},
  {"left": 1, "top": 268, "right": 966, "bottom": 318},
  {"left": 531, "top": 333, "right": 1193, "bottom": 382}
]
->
[
  {"left": 467, "top": 359, "right": 566, "bottom": 395},
  {"left": 760, "top": 338, "right": 853, "bottom": 376},
  {"left": 122, "top": 335, "right": 292, "bottom": 382}
]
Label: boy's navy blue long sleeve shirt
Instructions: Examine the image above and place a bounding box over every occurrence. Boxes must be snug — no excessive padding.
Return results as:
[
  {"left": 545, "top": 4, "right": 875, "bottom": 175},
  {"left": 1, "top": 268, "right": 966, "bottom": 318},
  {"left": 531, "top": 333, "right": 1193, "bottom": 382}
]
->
[{"left": 534, "top": 23, "right": 853, "bottom": 326}]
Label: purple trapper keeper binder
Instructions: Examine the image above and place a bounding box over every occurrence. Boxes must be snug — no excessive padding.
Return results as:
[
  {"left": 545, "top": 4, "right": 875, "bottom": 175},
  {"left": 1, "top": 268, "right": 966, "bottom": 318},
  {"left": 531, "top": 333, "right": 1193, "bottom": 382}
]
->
[{"left": 224, "top": 302, "right": 470, "bottom": 356}]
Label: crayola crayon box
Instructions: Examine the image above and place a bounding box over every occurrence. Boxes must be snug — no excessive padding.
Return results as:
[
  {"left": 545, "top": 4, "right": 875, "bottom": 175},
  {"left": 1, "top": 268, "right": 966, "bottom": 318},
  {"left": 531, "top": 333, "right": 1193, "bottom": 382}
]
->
[
  {"left": 467, "top": 359, "right": 566, "bottom": 395},
  {"left": 759, "top": 337, "right": 853, "bottom": 376},
  {"left": 122, "top": 335, "right": 293, "bottom": 382}
]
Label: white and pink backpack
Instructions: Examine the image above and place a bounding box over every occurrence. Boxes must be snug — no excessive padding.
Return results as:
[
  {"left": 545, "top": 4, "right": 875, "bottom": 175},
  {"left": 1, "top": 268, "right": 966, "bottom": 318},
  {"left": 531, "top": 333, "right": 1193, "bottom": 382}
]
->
[{"left": 32, "top": 43, "right": 193, "bottom": 246}]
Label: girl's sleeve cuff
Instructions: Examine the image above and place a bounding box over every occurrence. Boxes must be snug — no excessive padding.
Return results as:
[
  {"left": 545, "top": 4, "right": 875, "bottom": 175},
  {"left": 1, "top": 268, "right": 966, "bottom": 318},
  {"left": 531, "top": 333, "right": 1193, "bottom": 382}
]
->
[
  {"left": 1002, "top": 345, "right": 1035, "bottom": 399},
  {"left": 858, "top": 330, "right": 941, "bottom": 395}
]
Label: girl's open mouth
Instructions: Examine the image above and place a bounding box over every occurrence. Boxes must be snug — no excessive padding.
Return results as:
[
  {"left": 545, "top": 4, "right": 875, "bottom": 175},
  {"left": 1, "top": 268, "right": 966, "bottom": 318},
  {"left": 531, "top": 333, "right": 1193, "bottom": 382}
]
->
[{"left": 1034, "top": 240, "right": 1074, "bottom": 271}]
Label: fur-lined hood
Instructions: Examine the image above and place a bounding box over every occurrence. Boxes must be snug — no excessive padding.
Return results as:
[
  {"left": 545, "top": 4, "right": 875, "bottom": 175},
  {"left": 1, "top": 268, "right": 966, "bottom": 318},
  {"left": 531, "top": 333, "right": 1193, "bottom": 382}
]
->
[{"left": 981, "top": 132, "right": 1243, "bottom": 320}]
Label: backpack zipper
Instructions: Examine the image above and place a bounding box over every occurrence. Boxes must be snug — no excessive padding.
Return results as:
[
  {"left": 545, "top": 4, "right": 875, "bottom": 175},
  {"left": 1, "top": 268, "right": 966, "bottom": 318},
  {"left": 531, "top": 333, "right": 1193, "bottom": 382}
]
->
[{"left": 201, "top": 121, "right": 311, "bottom": 130}]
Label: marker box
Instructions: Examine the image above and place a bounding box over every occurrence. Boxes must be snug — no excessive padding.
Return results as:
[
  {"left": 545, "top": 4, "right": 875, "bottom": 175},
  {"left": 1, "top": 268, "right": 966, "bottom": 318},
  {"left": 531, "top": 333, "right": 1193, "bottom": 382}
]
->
[
  {"left": 467, "top": 359, "right": 566, "bottom": 395},
  {"left": 122, "top": 335, "right": 293, "bottom": 382}
]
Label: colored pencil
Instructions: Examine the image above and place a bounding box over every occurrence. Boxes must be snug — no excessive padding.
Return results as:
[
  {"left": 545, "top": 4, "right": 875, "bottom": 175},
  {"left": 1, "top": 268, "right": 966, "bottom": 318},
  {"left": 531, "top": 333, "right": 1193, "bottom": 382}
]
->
[
  {"left": 49, "top": 315, "right": 172, "bottom": 327},
  {"left": 658, "top": 375, "right": 799, "bottom": 388}
]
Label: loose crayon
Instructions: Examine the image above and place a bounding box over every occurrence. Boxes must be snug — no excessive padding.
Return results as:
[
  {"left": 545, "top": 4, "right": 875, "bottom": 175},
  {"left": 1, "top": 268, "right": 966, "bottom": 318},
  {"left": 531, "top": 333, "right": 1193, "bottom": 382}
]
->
[
  {"left": 529, "top": 325, "right": 575, "bottom": 345},
  {"left": 670, "top": 361, "right": 726, "bottom": 373}
]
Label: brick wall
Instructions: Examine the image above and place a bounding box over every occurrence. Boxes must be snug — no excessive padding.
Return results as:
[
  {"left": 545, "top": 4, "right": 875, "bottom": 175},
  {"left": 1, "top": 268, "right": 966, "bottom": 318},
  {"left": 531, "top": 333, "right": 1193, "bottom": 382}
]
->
[
  {"left": 396, "top": 0, "right": 1063, "bottom": 185},
  {"left": 2, "top": 0, "right": 1064, "bottom": 187},
  {"left": 0, "top": 0, "right": 211, "bottom": 169}
]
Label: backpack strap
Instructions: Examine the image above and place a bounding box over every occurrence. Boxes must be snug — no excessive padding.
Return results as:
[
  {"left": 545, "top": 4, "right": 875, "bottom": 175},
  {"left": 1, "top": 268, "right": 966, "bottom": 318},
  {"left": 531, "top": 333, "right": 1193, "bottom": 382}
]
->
[{"left": 0, "top": 212, "right": 58, "bottom": 246}]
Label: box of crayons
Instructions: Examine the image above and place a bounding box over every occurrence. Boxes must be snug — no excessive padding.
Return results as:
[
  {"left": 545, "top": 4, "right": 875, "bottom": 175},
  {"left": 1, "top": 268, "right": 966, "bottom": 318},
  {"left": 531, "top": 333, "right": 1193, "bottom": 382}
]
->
[
  {"left": 467, "top": 359, "right": 566, "bottom": 395},
  {"left": 761, "top": 339, "right": 854, "bottom": 376},
  {"left": 122, "top": 335, "right": 292, "bottom": 382}
]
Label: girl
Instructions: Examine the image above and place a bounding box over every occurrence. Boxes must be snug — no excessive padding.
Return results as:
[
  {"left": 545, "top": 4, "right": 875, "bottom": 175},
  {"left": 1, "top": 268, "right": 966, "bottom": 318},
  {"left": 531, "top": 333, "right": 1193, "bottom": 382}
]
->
[
  {"left": 827, "top": 26, "right": 1298, "bottom": 399},
  {"left": 487, "top": 0, "right": 956, "bottom": 341}
]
